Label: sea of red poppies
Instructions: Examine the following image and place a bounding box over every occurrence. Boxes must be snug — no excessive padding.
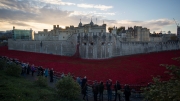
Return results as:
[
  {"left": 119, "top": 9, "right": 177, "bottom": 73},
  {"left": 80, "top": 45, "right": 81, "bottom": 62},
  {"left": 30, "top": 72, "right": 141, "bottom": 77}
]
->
[{"left": 1, "top": 46, "right": 180, "bottom": 86}]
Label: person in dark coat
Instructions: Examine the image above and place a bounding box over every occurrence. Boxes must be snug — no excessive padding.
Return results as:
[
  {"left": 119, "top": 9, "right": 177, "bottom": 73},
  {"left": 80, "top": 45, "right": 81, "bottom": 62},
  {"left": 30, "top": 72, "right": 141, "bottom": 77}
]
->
[
  {"left": 99, "top": 81, "right": 104, "bottom": 101},
  {"left": 124, "top": 84, "right": 131, "bottom": 101},
  {"left": 114, "top": 81, "right": 121, "bottom": 101},
  {"left": 31, "top": 64, "right": 35, "bottom": 76},
  {"left": 26, "top": 63, "right": 30, "bottom": 75},
  {"left": 82, "top": 83, "right": 88, "bottom": 101},
  {"left": 40, "top": 66, "right": 44, "bottom": 76},
  {"left": 49, "top": 68, "right": 54, "bottom": 82},
  {"left": 106, "top": 79, "right": 112, "bottom": 101},
  {"left": 81, "top": 76, "right": 87, "bottom": 90},
  {"left": 92, "top": 81, "right": 98, "bottom": 101}
]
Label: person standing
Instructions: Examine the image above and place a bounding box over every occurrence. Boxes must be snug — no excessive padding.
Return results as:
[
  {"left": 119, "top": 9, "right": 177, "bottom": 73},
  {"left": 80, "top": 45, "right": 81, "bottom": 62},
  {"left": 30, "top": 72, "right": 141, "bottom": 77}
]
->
[
  {"left": 76, "top": 76, "right": 82, "bottom": 86},
  {"left": 114, "top": 81, "right": 121, "bottom": 101},
  {"left": 82, "top": 83, "right": 88, "bottom": 101},
  {"left": 26, "top": 63, "right": 30, "bottom": 75},
  {"left": 31, "top": 64, "right": 35, "bottom": 76},
  {"left": 92, "top": 81, "right": 98, "bottom": 101},
  {"left": 124, "top": 84, "right": 131, "bottom": 101},
  {"left": 106, "top": 79, "right": 112, "bottom": 101},
  {"left": 44, "top": 68, "right": 49, "bottom": 77},
  {"left": 99, "top": 81, "right": 104, "bottom": 101},
  {"left": 81, "top": 76, "right": 87, "bottom": 91},
  {"left": 50, "top": 68, "right": 54, "bottom": 82}
]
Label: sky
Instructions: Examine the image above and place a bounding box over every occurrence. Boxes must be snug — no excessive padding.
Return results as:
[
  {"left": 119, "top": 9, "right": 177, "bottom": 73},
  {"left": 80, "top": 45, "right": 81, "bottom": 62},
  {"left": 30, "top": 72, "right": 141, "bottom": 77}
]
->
[{"left": 0, "top": 0, "right": 180, "bottom": 33}]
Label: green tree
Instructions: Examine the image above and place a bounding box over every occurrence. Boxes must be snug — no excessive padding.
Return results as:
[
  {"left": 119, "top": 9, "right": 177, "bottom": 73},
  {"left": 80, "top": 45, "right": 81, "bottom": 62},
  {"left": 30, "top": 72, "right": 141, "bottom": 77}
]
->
[
  {"left": 117, "top": 27, "right": 125, "bottom": 34},
  {"left": 108, "top": 27, "right": 113, "bottom": 33},
  {"left": 56, "top": 74, "right": 81, "bottom": 101},
  {"left": 142, "top": 57, "right": 180, "bottom": 101}
]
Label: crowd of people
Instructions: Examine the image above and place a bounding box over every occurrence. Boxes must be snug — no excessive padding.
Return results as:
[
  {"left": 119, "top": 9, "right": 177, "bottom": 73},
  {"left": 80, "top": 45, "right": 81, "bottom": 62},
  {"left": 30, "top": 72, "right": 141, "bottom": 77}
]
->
[
  {"left": 0, "top": 56, "right": 56, "bottom": 83},
  {"left": 1, "top": 56, "right": 132, "bottom": 101},
  {"left": 77, "top": 76, "right": 132, "bottom": 101}
]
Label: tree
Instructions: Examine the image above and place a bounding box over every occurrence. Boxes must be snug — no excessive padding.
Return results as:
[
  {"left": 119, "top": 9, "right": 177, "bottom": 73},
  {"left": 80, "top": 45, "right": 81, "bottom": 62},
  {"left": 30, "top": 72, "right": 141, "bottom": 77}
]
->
[
  {"left": 142, "top": 57, "right": 180, "bottom": 101},
  {"left": 56, "top": 74, "right": 81, "bottom": 101},
  {"left": 108, "top": 27, "right": 113, "bottom": 33},
  {"left": 117, "top": 27, "right": 125, "bottom": 35}
]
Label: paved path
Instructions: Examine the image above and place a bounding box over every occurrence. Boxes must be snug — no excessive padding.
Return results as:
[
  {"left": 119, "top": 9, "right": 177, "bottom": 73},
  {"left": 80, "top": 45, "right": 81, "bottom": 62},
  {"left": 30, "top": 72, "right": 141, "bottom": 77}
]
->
[{"left": 23, "top": 71, "right": 144, "bottom": 101}]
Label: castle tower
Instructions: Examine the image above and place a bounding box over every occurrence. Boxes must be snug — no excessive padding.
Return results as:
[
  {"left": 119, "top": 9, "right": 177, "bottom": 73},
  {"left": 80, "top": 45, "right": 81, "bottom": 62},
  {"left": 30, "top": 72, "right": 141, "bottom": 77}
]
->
[
  {"left": 90, "top": 18, "right": 94, "bottom": 26},
  {"left": 78, "top": 19, "right": 82, "bottom": 27}
]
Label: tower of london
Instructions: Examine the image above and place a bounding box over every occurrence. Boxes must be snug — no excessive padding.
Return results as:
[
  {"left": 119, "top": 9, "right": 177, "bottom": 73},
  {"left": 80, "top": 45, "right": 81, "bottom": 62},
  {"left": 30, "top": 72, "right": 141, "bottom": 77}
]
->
[{"left": 9, "top": 20, "right": 180, "bottom": 59}]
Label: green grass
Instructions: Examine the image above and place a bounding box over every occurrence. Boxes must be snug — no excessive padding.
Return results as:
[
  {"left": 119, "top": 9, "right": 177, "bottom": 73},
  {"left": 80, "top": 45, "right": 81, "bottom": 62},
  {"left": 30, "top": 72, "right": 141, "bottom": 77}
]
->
[
  {"left": 0, "top": 70, "right": 60, "bottom": 101},
  {"left": 0, "top": 59, "right": 83, "bottom": 101}
]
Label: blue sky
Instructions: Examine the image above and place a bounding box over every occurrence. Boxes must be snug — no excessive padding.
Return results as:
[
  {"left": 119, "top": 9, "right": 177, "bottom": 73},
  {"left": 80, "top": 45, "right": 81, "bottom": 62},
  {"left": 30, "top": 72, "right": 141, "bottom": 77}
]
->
[{"left": 0, "top": 0, "right": 179, "bottom": 33}]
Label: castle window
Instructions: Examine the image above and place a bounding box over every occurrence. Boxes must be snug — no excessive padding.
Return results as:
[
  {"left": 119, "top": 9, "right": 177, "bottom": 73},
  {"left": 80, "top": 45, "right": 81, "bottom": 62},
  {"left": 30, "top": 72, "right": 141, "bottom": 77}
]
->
[
  {"left": 102, "top": 42, "right": 104, "bottom": 45},
  {"left": 91, "top": 42, "right": 93, "bottom": 45},
  {"left": 63, "top": 36, "right": 64, "bottom": 38},
  {"left": 84, "top": 43, "right": 86, "bottom": 45}
]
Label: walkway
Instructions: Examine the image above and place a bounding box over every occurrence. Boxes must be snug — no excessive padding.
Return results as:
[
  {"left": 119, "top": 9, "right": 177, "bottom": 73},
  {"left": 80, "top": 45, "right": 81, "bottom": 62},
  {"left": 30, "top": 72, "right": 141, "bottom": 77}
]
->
[{"left": 24, "top": 71, "right": 144, "bottom": 101}]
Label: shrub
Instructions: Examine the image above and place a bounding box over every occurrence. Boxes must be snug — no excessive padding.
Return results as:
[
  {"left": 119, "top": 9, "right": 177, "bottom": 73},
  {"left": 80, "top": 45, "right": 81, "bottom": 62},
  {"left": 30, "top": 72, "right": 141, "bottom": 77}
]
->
[
  {"left": 0, "top": 59, "right": 7, "bottom": 70},
  {"left": 34, "top": 76, "right": 48, "bottom": 87},
  {"left": 56, "top": 74, "right": 81, "bottom": 101},
  {"left": 5, "top": 63, "right": 21, "bottom": 77},
  {"left": 142, "top": 57, "right": 180, "bottom": 101}
]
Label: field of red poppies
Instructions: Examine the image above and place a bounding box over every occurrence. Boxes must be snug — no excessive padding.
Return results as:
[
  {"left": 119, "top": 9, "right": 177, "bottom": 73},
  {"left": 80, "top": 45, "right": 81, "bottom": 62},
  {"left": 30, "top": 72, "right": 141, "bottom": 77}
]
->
[{"left": 1, "top": 46, "right": 180, "bottom": 86}]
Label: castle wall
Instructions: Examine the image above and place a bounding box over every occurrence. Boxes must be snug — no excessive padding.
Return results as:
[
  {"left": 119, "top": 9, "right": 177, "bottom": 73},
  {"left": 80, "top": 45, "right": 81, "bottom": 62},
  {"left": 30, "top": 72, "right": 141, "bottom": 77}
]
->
[
  {"left": 8, "top": 39, "right": 76, "bottom": 56},
  {"left": 8, "top": 33, "right": 180, "bottom": 59}
]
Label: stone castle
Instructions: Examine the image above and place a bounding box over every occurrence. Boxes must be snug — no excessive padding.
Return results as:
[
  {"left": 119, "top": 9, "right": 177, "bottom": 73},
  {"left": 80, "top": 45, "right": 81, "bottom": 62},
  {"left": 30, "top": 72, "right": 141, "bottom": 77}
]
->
[{"left": 8, "top": 20, "right": 180, "bottom": 59}]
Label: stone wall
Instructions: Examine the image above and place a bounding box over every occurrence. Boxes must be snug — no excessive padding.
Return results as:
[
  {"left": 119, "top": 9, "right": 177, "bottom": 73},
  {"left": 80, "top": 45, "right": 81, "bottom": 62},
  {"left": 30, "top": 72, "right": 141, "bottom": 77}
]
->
[
  {"left": 8, "top": 33, "right": 180, "bottom": 59},
  {"left": 8, "top": 39, "right": 76, "bottom": 56},
  {"left": 79, "top": 39, "right": 180, "bottom": 59}
]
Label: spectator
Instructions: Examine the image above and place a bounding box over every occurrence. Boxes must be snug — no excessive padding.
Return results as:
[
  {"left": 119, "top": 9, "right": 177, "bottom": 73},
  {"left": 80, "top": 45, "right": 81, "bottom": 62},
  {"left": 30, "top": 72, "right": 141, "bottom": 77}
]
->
[
  {"left": 21, "top": 63, "right": 25, "bottom": 76},
  {"left": 40, "top": 66, "right": 44, "bottom": 76},
  {"left": 27, "top": 63, "right": 30, "bottom": 75},
  {"left": 114, "top": 81, "right": 121, "bottom": 101},
  {"left": 81, "top": 76, "right": 87, "bottom": 90},
  {"left": 82, "top": 83, "right": 88, "bottom": 101},
  {"left": 124, "top": 84, "right": 131, "bottom": 101},
  {"left": 99, "top": 81, "right": 104, "bottom": 101},
  {"left": 61, "top": 72, "right": 65, "bottom": 78},
  {"left": 106, "top": 79, "right": 112, "bottom": 101},
  {"left": 50, "top": 68, "right": 54, "bottom": 82},
  {"left": 37, "top": 66, "right": 41, "bottom": 76},
  {"left": 92, "top": 81, "right": 98, "bottom": 101},
  {"left": 76, "top": 76, "right": 82, "bottom": 86},
  {"left": 31, "top": 64, "right": 35, "bottom": 76},
  {"left": 44, "top": 68, "right": 49, "bottom": 77},
  {"left": 26, "top": 63, "right": 29, "bottom": 74}
]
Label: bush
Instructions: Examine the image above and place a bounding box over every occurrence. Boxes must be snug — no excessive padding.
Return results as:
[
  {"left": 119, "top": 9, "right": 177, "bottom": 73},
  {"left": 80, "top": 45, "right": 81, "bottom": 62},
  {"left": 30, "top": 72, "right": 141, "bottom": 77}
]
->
[
  {"left": 56, "top": 74, "right": 81, "bottom": 101},
  {"left": 5, "top": 63, "right": 21, "bottom": 77},
  {"left": 34, "top": 76, "right": 48, "bottom": 87},
  {"left": 0, "top": 59, "right": 7, "bottom": 70},
  {"left": 142, "top": 58, "right": 180, "bottom": 101}
]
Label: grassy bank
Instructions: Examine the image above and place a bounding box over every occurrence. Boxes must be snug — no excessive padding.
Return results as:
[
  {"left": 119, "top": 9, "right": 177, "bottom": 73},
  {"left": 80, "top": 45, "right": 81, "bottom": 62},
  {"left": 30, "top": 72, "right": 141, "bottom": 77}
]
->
[{"left": 0, "top": 70, "right": 60, "bottom": 101}]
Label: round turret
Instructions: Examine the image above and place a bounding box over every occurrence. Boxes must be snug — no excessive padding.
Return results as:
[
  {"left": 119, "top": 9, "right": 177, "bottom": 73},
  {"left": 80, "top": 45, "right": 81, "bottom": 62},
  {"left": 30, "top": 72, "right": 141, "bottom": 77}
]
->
[
  {"left": 78, "top": 19, "right": 82, "bottom": 27},
  {"left": 90, "top": 18, "right": 94, "bottom": 26}
]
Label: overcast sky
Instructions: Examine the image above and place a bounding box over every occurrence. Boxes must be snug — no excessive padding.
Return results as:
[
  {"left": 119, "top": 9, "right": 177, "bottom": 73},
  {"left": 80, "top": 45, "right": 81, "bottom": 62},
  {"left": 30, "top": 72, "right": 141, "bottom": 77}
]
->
[{"left": 0, "top": 0, "right": 180, "bottom": 33}]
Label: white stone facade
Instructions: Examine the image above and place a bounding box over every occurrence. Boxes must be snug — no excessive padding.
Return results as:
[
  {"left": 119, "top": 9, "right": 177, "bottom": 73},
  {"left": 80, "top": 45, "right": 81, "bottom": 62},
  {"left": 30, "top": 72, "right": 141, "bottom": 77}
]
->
[
  {"left": 126, "top": 26, "right": 150, "bottom": 42},
  {"left": 34, "top": 20, "right": 106, "bottom": 41},
  {"left": 8, "top": 22, "right": 180, "bottom": 59}
]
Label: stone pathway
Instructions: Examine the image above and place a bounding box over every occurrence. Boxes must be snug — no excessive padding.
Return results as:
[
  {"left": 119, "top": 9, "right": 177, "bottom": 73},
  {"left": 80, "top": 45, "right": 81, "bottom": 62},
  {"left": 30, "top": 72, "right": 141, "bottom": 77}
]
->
[{"left": 23, "top": 72, "right": 144, "bottom": 101}]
